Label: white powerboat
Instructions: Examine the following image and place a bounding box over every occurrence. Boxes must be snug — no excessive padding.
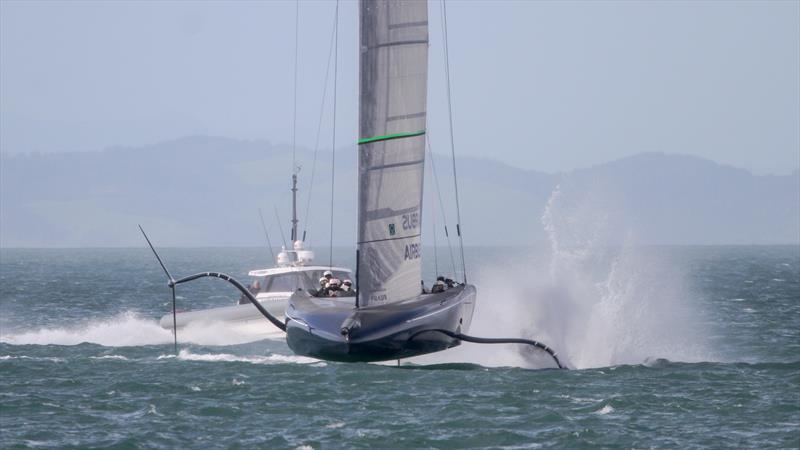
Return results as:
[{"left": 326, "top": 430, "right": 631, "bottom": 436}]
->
[{"left": 159, "top": 240, "right": 352, "bottom": 330}]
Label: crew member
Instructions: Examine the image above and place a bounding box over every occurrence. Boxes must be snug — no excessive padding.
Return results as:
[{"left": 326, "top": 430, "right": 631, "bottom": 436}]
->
[
  {"left": 431, "top": 276, "right": 446, "bottom": 293},
  {"left": 340, "top": 279, "right": 355, "bottom": 297},
  {"left": 326, "top": 278, "right": 342, "bottom": 297},
  {"left": 313, "top": 276, "right": 328, "bottom": 296}
]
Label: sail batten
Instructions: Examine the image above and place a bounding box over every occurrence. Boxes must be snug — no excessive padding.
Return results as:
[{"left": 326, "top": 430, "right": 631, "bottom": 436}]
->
[
  {"left": 357, "top": 0, "right": 428, "bottom": 306},
  {"left": 368, "top": 39, "right": 429, "bottom": 49},
  {"left": 358, "top": 129, "right": 425, "bottom": 145}
]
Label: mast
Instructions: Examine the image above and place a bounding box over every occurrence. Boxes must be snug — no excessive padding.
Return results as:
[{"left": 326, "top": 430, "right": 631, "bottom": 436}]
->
[{"left": 291, "top": 173, "right": 298, "bottom": 242}]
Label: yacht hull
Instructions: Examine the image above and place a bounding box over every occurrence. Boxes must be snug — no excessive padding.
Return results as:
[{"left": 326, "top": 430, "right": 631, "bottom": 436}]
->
[{"left": 285, "top": 285, "right": 476, "bottom": 362}]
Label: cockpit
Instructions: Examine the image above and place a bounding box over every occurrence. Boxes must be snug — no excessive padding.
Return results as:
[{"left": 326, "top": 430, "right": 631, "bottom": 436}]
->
[{"left": 257, "top": 269, "right": 351, "bottom": 294}]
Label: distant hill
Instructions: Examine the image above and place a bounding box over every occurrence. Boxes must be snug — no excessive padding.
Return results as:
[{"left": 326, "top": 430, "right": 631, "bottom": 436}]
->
[{"left": 0, "top": 136, "right": 797, "bottom": 247}]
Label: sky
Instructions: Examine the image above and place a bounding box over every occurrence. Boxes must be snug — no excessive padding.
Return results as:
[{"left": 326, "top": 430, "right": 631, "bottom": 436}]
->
[{"left": 1, "top": 0, "right": 798, "bottom": 175}]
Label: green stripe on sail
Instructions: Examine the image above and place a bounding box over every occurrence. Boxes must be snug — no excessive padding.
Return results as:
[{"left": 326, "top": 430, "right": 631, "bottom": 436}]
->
[{"left": 358, "top": 130, "right": 425, "bottom": 145}]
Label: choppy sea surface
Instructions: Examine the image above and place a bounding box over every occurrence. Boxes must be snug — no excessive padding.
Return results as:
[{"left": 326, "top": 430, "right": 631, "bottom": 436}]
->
[{"left": 1, "top": 246, "right": 798, "bottom": 449}]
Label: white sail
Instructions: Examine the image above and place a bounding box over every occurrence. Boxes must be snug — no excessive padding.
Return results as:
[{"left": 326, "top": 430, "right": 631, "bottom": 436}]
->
[{"left": 357, "top": 0, "right": 428, "bottom": 306}]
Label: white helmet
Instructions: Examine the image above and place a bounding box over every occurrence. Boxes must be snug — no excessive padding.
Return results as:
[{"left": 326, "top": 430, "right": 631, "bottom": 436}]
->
[
  {"left": 323, "top": 270, "right": 333, "bottom": 278},
  {"left": 319, "top": 277, "right": 328, "bottom": 286},
  {"left": 328, "top": 278, "right": 341, "bottom": 287}
]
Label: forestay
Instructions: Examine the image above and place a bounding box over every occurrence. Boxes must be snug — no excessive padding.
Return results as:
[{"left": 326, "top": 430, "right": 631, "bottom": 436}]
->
[{"left": 357, "top": 0, "right": 428, "bottom": 306}]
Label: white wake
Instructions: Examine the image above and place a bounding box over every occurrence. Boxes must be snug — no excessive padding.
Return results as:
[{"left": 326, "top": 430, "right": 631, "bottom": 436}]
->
[
  {"left": 0, "top": 311, "right": 283, "bottom": 347},
  {"left": 161, "top": 349, "right": 323, "bottom": 366}
]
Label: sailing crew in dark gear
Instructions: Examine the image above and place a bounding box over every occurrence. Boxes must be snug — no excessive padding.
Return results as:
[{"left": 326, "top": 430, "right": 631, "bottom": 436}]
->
[
  {"left": 326, "top": 278, "right": 342, "bottom": 297},
  {"left": 431, "top": 276, "right": 446, "bottom": 293},
  {"left": 313, "top": 276, "right": 329, "bottom": 296},
  {"left": 340, "top": 279, "right": 355, "bottom": 297}
]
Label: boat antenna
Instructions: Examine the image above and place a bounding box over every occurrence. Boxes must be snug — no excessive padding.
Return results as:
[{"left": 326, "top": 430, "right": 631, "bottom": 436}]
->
[
  {"left": 301, "top": 11, "right": 338, "bottom": 243},
  {"left": 273, "top": 205, "right": 288, "bottom": 249},
  {"left": 440, "top": 0, "right": 467, "bottom": 284},
  {"left": 290, "top": 0, "right": 300, "bottom": 243},
  {"left": 257, "top": 208, "right": 276, "bottom": 263},
  {"left": 291, "top": 171, "right": 299, "bottom": 242},
  {"left": 291, "top": 0, "right": 299, "bottom": 178},
  {"left": 329, "top": 0, "right": 339, "bottom": 269},
  {"left": 138, "top": 225, "right": 178, "bottom": 355}
]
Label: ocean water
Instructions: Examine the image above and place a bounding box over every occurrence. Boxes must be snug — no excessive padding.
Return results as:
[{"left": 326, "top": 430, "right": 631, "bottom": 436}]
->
[{"left": 0, "top": 245, "right": 798, "bottom": 449}]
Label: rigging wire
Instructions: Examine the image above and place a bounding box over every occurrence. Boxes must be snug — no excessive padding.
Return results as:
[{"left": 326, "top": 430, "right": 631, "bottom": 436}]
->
[
  {"left": 291, "top": 0, "right": 300, "bottom": 177},
  {"left": 426, "top": 138, "right": 458, "bottom": 278},
  {"left": 440, "top": 0, "right": 467, "bottom": 283},
  {"left": 431, "top": 173, "right": 439, "bottom": 277},
  {"left": 258, "top": 208, "right": 276, "bottom": 263},
  {"left": 329, "top": 0, "right": 339, "bottom": 269},
  {"left": 301, "top": 13, "right": 338, "bottom": 243},
  {"left": 273, "top": 205, "right": 288, "bottom": 249}
]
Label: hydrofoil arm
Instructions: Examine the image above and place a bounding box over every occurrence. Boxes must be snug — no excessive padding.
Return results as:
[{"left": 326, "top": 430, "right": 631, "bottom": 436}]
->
[
  {"left": 411, "top": 328, "right": 567, "bottom": 369},
  {"left": 171, "top": 272, "right": 286, "bottom": 332}
]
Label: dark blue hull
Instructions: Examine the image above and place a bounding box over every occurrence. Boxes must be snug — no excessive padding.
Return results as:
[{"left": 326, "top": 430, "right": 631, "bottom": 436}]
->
[{"left": 285, "top": 285, "right": 476, "bottom": 362}]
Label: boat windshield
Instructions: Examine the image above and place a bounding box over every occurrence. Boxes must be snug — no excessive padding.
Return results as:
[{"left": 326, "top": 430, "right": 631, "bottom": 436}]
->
[{"left": 258, "top": 270, "right": 351, "bottom": 293}]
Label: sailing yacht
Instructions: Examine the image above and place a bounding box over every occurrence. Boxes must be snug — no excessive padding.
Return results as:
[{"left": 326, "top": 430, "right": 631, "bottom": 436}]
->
[
  {"left": 144, "top": 0, "right": 564, "bottom": 369},
  {"left": 159, "top": 0, "right": 475, "bottom": 356},
  {"left": 283, "top": 0, "right": 477, "bottom": 362}
]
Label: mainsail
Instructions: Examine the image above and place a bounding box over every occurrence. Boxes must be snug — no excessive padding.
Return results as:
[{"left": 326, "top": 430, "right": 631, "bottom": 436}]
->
[{"left": 357, "top": 0, "right": 428, "bottom": 306}]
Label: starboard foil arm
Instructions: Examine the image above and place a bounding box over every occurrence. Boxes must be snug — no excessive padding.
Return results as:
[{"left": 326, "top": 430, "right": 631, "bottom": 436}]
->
[{"left": 409, "top": 329, "right": 567, "bottom": 370}]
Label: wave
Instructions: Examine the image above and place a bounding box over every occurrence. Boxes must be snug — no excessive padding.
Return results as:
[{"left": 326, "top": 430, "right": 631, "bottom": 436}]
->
[
  {"left": 396, "top": 362, "right": 488, "bottom": 371},
  {"left": 0, "top": 355, "right": 66, "bottom": 363},
  {"left": 593, "top": 405, "right": 615, "bottom": 415},
  {"left": 169, "top": 349, "right": 324, "bottom": 366},
  {"left": 88, "top": 355, "right": 129, "bottom": 361}
]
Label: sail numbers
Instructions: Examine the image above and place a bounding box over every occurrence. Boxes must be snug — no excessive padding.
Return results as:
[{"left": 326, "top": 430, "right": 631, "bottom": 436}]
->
[
  {"left": 370, "top": 292, "right": 388, "bottom": 303},
  {"left": 404, "top": 242, "right": 421, "bottom": 260},
  {"left": 402, "top": 212, "right": 419, "bottom": 230}
]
